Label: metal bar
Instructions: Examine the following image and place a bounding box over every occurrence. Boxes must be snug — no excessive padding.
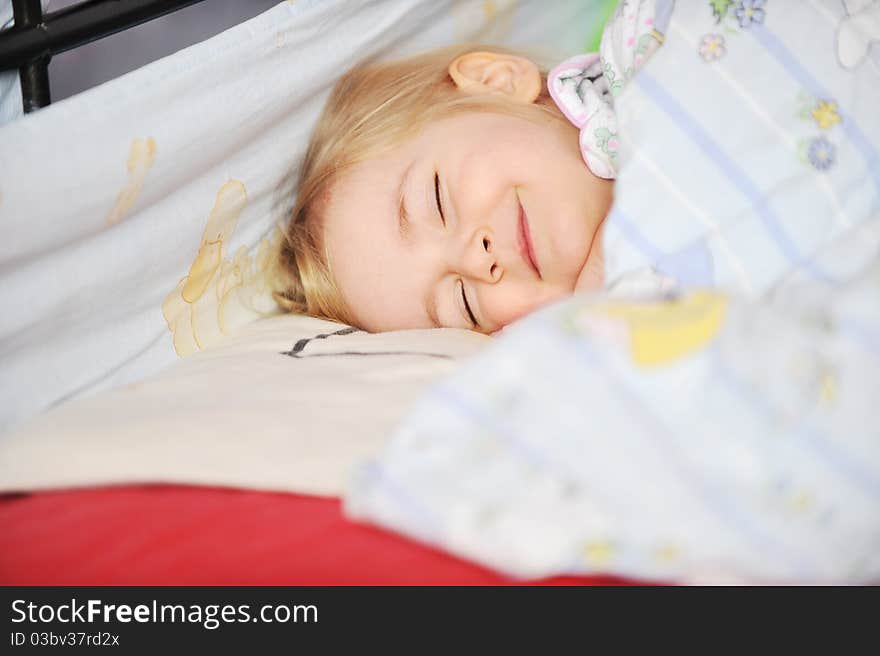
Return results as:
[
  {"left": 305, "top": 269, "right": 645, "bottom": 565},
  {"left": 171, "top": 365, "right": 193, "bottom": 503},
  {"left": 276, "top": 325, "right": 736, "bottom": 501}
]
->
[
  {"left": 12, "top": 0, "right": 50, "bottom": 112},
  {"left": 19, "top": 54, "right": 51, "bottom": 112},
  {"left": 0, "top": 0, "right": 207, "bottom": 71}
]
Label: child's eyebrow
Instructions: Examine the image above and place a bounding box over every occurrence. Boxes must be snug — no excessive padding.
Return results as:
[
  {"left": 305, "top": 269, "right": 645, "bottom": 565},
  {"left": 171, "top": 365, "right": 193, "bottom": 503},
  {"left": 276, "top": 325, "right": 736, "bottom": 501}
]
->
[{"left": 397, "top": 161, "right": 415, "bottom": 243}]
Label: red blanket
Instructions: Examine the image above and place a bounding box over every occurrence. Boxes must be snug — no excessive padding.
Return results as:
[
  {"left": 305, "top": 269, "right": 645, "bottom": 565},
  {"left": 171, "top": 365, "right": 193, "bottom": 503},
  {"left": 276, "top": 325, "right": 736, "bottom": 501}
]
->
[{"left": 0, "top": 485, "right": 632, "bottom": 585}]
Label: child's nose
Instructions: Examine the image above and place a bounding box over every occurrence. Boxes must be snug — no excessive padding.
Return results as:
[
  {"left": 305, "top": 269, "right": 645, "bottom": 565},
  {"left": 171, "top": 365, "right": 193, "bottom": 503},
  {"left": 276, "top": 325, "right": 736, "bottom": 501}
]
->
[{"left": 454, "top": 227, "right": 502, "bottom": 283}]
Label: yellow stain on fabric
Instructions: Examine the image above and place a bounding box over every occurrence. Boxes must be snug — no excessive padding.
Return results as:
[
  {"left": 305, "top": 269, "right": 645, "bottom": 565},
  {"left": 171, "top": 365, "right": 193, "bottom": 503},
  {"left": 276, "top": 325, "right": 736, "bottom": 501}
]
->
[
  {"left": 182, "top": 180, "right": 248, "bottom": 302},
  {"left": 654, "top": 544, "right": 682, "bottom": 562},
  {"left": 106, "top": 137, "right": 156, "bottom": 226},
  {"left": 162, "top": 278, "right": 199, "bottom": 356},
  {"left": 583, "top": 540, "right": 614, "bottom": 567},
  {"left": 600, "top": 291, "right": 728, "bottom": 366},
  {"left": 791, "top": 491, "right": 813, "bottom": 512},
  {"left": 819, "top": 373, "right": 837, "bottom": 405},
  {"left": 451, "top": 0, "right": 516, "bottom": 42},
  {"left": 162, "top": 180, "right": 282, "bottom": 357}
]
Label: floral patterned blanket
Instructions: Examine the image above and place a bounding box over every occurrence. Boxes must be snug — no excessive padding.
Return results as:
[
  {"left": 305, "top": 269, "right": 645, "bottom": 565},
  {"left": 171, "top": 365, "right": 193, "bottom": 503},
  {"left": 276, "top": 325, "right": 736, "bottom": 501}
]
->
[
  {"left": 344, "top": 0, "right": 880, "bottom": 584},
  {"left": 602, "top": 0, "right": 880, "bottom": 298}
]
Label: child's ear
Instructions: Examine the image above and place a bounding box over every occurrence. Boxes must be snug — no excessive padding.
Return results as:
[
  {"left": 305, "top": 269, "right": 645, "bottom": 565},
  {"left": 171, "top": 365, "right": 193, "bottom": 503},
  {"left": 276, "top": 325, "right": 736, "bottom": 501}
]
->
[{"left": 448, "top": 51, "right": 542, "bottom": 103}]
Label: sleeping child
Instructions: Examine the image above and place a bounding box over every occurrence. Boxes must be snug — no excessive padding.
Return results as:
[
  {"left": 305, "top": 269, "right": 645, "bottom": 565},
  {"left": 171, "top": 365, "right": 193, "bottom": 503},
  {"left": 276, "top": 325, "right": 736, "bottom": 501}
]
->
[
  {"left": 332, "top": 1, "right": 880, "bottom": 583},
  {"left": 274, "top": 0, "right": 669, "bottom": 335}
]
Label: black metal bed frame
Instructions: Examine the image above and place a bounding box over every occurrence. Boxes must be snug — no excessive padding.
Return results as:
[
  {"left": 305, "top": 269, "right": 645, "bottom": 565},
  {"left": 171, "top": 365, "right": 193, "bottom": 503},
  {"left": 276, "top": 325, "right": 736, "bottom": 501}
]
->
[{"left": 0, "top": 0, "right": 206, "bottom": 113}]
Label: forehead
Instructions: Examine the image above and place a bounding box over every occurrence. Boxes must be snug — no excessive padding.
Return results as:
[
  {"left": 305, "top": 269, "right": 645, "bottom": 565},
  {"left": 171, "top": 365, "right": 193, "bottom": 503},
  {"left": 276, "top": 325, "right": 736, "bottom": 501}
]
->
[{"left": 321, "top": 149, "right": 428, "bottom": 332}]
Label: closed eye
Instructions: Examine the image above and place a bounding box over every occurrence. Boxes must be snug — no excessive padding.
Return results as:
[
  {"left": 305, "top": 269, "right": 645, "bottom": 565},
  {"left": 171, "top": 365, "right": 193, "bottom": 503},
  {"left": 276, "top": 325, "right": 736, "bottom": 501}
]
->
[
  {"left": 459, "top": 279, "right": 479, "bottom": 329},
  {"left": 434, "top": 172, "right": 445, "bottom": 225}
]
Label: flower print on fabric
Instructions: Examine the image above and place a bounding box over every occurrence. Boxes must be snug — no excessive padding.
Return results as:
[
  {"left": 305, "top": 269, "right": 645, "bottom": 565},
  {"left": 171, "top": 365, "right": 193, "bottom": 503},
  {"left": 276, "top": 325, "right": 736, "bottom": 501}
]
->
[
  {"left": 698, "top": 33, "right": 727, "bottom": 61},
  {"left": 630, "top": 32, "right": 662, "bottom": 74},
  {"left": 811, "top": 100, "right": 842, "bottom": 130},
  {"left": 707, "top": 0, "right": 767, "bottom": 31},
  {"left": 708, "top": 0, "right": 733, "bottom": 23},
  {"left": 601, "top": 60, "right": 625, "bottom": 97},
  {"left": 593, "top": 127, "right": 619, "bottom": 163},
  {"left": 807, "top": 137, "right": 836, "bottom": 171},
  {"left": 795, "top": 93, "right": 843, "bottom": 173},
  {"left": 702, "top": 0, "right": 767, "bottom": 62},
  {"left": 734, "top": 0, "right": 766, "bottom": 29}
]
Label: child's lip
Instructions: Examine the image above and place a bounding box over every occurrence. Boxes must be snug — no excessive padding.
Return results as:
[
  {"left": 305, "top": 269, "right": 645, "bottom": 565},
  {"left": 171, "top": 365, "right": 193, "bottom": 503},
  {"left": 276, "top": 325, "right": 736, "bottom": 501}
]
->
[{"left": 517, "top": 199, "right": 542, "bottom": 280}]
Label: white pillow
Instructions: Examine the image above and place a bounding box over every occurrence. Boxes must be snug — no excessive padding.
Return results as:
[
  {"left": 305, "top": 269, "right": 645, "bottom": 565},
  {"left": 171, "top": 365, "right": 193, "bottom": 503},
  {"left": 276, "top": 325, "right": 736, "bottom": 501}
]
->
[{"left": 0, "top": 314, "right": 489, "bottom": 496}]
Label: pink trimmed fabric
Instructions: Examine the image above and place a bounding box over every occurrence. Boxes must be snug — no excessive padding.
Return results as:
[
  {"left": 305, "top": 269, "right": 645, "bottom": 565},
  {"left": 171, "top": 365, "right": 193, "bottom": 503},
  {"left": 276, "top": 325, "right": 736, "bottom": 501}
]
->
[{"left": 547, "top": 53, "right": 618, "bottom": 179}]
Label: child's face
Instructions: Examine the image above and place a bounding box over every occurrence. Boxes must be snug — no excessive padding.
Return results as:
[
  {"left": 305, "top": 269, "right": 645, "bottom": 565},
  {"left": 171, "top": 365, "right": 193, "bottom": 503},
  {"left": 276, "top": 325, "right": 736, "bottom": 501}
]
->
[{"left": 322, "top": 109, "right": 612, "bottom": 334}]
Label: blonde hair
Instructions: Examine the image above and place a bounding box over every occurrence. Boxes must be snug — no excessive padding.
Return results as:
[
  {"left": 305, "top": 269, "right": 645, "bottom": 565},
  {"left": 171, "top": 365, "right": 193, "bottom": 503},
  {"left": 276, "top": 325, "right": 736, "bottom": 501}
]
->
[{"left": 273, "top": 43, "right": 564, "bottom": 327}]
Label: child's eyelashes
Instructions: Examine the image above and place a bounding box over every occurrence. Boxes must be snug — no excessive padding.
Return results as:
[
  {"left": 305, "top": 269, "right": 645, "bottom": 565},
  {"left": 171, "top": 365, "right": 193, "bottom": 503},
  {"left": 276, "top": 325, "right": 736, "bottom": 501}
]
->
[
  {"left": 434, "top": 171, "right": 476, "bottom": 330},
  {"left": 434, "top": 171, "right": 445, "bottom": 226},
  {"left": 458, "top": 278, "right": 479, "bottom": 329}
]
